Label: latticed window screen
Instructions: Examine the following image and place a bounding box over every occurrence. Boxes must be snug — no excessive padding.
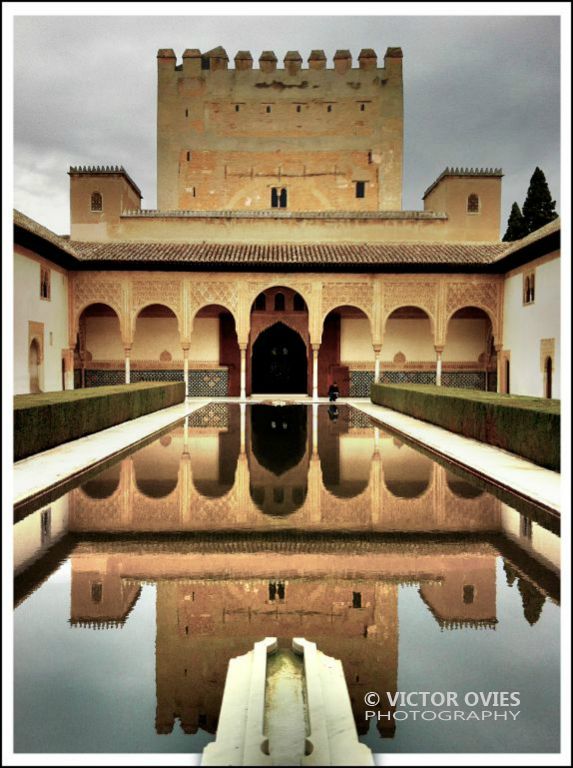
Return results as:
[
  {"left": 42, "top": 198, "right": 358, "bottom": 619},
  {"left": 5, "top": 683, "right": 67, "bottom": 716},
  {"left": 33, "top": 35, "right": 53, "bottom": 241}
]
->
[
  {"left": 90, "top": 191, "right": 103, "bottom": 211},
  {"left": 467, "top": 194, "right": 479, "bottom": 213}
]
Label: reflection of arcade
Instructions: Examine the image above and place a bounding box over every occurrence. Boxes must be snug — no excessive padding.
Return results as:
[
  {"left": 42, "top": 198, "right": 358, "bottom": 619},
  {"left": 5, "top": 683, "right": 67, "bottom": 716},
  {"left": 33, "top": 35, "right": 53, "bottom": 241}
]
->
[
  {"left": 68, "top": 539, "right": 499, "bottom": 738},
  {"left": 249, "top": 405, "right": 309, "bottom": 515},
  {"left": 68, "top": 405, "right": 502, "bottom": 533}
]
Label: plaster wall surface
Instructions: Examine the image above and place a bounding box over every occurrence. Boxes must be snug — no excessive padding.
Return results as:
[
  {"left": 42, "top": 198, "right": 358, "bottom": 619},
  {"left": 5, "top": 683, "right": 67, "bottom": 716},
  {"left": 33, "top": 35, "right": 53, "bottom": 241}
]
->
[
  {"left": 444, "top": 319, "right": 489, "bottom": 361},
  {"left": 85, "top": 316, "right": 123, "bottom": 360},
  {"left": 190, "top": 317, "right": 220, "bottom": 361},
  {"left": 340, "top": 318, "right": 374, "bottom": 362},
  {"left": 502, "top": 253, "right": 560, "bottom": 398},
  {"left": 423, "top": 176, "right": 501, "bottom": 241},
  {"left": 14, "top": 247, "right": 70, "bottom": 394},
  {"left": 132, "top": 316, "right": 181, "bottom": 359}
]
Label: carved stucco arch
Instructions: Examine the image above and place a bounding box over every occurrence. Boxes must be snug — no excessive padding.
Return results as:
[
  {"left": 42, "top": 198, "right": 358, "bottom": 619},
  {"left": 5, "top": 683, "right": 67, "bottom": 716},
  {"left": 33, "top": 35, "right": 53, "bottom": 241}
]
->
[
  {"left": 444, "top": 304, "right": 498, "bottom": 343},
  {"left": 250, "top": 316, "right": 309, "bottom": 348},
  {"left": 247, "top": 281, "right": 313, "bottom": 312},
  {"left": 131, "top": 301, "right": 183, "bottom": 342},
  {"left": 74, "top": 300, "right": 126, "bottom": 344},
  {"left": 189, "top": 301, "right": 239, "bottom": 332},
  {"left": 320, "top": 303, "right": 375, "bottom": 342},
  {"left": 382, "top": 303, "right": 437, "bottom": 341}
]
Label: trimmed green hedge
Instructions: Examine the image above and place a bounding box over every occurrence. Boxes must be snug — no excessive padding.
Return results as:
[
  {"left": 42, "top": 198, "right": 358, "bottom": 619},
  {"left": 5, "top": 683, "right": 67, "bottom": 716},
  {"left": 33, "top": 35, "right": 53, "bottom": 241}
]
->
[
  {"left": 14, "top": 382, "right": 185, "bottom": 461},
  {"left": 370, "top": 383, "right": 560, "bottom": 471}
]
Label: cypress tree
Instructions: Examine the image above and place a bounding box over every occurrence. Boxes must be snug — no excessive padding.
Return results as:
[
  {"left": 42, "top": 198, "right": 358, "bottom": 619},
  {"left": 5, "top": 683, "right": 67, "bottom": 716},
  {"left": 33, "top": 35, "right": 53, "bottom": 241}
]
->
[
  {"left": 522, "top": 167, "right": 558, "bottom": 235},
  {"left": 502, "top": 202, "right": 528, "bottom": 242}
]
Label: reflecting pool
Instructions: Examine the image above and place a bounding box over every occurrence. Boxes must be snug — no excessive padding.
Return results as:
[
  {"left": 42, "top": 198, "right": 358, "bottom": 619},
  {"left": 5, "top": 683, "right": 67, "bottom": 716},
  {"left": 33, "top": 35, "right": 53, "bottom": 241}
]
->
[{"left": 13, "top": 404, "right": 560, "bottom": 754}]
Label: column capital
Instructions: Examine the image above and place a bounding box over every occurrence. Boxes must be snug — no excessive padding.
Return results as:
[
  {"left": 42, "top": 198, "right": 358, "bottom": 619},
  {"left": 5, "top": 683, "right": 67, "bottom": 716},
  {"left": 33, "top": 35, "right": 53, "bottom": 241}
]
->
[
  {"left": 494, "top": 343, "right": 503, "bottom": 352},
  {"left": 434, "top": 345, "right": 444, "bottom": 354},
  {"left": 373, "top": 344, "right": 382, "bottom": 355},
  {"left": 124, "top": 346, "right": 132, "bottom": 354},
  {"left": 181, "top": 342, "right": 190, "bottom": 352},
  {"left": 311, "top": 343, "right": 321, "bottom": 353},
  {"left": 239, "top": 343, "right": 248, "bottom": 352}
]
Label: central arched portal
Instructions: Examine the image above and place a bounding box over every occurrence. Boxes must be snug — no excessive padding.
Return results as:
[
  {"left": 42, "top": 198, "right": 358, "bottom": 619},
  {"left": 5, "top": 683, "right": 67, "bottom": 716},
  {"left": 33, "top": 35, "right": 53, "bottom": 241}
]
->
[{"left": 251, "top": 322, "right": 308, "bottom": 394}]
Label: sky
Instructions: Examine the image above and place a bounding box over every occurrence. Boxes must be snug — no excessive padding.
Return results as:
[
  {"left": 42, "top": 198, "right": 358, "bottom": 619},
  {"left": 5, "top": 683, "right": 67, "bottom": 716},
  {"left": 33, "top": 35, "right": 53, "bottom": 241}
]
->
[{"left": 9, "top": 8, "right": 564, "bottom": 237}]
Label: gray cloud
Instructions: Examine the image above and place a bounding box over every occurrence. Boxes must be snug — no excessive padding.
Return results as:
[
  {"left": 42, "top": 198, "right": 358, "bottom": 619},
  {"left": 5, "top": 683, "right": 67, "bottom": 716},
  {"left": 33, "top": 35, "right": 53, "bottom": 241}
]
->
[{"left": 13, "top": 14, "right": 561, "bottom": 235}]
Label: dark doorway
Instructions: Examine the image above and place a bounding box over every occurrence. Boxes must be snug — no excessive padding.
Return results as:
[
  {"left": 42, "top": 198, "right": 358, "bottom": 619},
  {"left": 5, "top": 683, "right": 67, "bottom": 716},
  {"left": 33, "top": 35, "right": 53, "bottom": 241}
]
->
[
  {"left": 251, "top": 322, "right": 307, "bottom": 394},
  {"left": 545, "top": 357, "right": 552, "bottom": 399}
]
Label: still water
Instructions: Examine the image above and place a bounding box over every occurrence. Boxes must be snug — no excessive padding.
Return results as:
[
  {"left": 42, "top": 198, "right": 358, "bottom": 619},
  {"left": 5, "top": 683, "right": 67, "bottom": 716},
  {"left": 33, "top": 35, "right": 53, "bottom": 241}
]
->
[{"left": 14, "top": 403, "right": 560, "bottom": 754}]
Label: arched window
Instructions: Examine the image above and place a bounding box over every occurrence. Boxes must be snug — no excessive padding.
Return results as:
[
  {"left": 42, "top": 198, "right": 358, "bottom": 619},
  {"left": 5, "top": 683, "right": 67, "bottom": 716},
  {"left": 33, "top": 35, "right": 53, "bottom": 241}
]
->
[
  {"left": 255, "top": 293, "right": 266, "bottom": 311},
  {"left": 271, "top": 187, "right": 287, "bottom": 208},
  {"left": 274, "top": 292, "right": 285, "bottom": 311},
  {"left": 293, "top": 293, "right": 305, "bottom": 311},
  {"left": 467, "top": 194, "right": 479, "bottom": 213},
  {"left": 524, "top": 276, "right": 530, "bottom": 303},
  {"left": 530, "top": 273, "right": 535, "bottom": 302},
  {"left": 90, "top": 191, "right": 103, "bottom": 212},
  {"left": 279, "top": 188, "right": 287, "bottom": 208}
]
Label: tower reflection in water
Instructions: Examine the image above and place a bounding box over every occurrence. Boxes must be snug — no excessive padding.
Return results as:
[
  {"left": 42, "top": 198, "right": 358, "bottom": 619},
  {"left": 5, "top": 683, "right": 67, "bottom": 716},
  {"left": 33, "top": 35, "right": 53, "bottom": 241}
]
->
[{"left": 14, "top": 404, "right": 560, "bottom": 746}]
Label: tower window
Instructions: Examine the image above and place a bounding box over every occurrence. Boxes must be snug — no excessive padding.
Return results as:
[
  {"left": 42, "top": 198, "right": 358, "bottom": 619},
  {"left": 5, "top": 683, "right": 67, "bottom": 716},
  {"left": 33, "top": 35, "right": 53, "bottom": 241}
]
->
[
  {"left": 235, "top": 104, "right": 240, "bottom": 112},
  {"left": 40, "top": 267, "right": 51, "bottom": 300},
  {"left": 467, "top": 193, "right": 480, "bottom": 213},
  {"left": 352, "top": 592, "right": 362, "bottom": 609},
  {"left": 355, "top": 181, "right": 366, "bottom": 199},
  {"left": 91, "top": 582, "right": 103, "bottom": 603},
  {"left": 462, "top": 585, "right": 475, "bottom": 604},
  {"left": 90, "top": 191, "right": 102, "bottom": 212},
  {"left": 296, "top": 104, "right": 301, "bottom": 113},
  {"left": 360, "top": 103, "right": 366, "bottom": 111},
  {"left": 327, "top": 104, "right": 332, "bottom": 113},
  {"left": 523, "top": 271, "right": 535, "bottom": 304},
  {"left": 186, "top": 151, "right": 191, "bottom": 162},
  {"left": 185, "top": 108, "right": 188, "bottom": 117},
  {"left": 266, "top": 105, "right": 272, "bottom": 113},
  {"left": 271, "top": 187, "right": 287, "bottom": 208}
]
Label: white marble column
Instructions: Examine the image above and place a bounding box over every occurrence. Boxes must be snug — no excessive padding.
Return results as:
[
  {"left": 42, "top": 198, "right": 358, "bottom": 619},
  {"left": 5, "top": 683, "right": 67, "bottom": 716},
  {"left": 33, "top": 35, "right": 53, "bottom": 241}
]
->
[
  {"left": 373, "top": 345, "right": 382, "bottom": 384},
  {"left": 312, "top": 402, "right": 318, "bottom": 454},
  {"left": 182, "top": 347, "right": 189, "bottom": 397},
  {"left": 434, "top": 346, "right": 443, "bottom": 387},
  {"left": 312, "top": 344, "right": 320, "bottom": 400},
  {"left": 124, "top": 347, "right": 131, "bottom": 384},
  {"left": 240, "top": 402, "right": 246, "bottom": 453},
  {"left": 495, "top": 344, "right": 503, "bottom": 393}
]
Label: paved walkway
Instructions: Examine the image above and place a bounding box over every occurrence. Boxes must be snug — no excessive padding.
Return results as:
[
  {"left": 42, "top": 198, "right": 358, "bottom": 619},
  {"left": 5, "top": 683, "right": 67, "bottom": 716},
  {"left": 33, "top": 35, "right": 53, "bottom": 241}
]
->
[
  {"left": 13, "top": 399, "right": 210, "bottom": 511},
  {"left": 349, "top": 399, "right": 561, "bottom": 514}
]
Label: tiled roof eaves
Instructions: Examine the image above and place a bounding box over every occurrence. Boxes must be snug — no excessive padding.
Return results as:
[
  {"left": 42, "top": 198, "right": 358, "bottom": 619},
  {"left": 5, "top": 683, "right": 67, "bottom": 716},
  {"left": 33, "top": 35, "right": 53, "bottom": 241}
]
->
[
  {"left": 72, "top": 241, "right": 506, "bottom": 267},
  {"left": 14, "top": 209, "right": 83, "bottom": 263},
  {"left": 492, "top": 218, "right": 560, "bottom": 263}
]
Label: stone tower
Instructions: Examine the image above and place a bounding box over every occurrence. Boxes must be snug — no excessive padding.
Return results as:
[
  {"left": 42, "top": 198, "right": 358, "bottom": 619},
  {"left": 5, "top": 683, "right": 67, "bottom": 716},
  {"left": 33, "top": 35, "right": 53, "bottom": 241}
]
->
[{"left": 156, "top": 46, "right": 403, "bottom": 212}]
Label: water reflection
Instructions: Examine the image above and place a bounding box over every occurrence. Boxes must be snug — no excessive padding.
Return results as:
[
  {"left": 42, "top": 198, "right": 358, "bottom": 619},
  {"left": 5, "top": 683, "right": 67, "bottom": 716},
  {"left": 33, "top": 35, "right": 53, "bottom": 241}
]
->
[
  {"left": 68, "top": 405, "right": 502, "bottom": 533},
  {"left": 13, "top": 404, "right": 561, "bottom": 753}
]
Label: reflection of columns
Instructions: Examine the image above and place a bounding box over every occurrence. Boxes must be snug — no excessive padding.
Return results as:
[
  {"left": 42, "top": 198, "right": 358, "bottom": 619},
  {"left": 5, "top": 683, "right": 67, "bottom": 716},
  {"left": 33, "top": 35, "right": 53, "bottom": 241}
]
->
[
  {"left": 308, "top": 455, "right": 322, "bottom": 523},
  {"left": 311, "top": 344, "right": 320, "bottom": 400},
  {"left": 182, "top": 346, "right": 189, "bottom": 397},
  {"left": 236, "top": 454, "right": 249, "bottom": 522},
  {"left": 179, "top": 453, "right": 192, "bottom": 524},
  {"left": 434, "top": 346, "right": 443, "bottom": 387},
  {"left": 124, "top": 347, "right": 131, "bottom": 384},
  {"left": 240, "top": 402, "right": 246, "bottom": 453},
  {"left": 495, "top": 344, "right": 503, "bottom": 393},
  {"left": 312, "top": 403, "right": 318, "bottom": 455},
  {"left": 373, "top": 344, "right": 382, "bottom": 384},
  {"left": 239, "top": 344, "right": 247, "bottom": 400}
]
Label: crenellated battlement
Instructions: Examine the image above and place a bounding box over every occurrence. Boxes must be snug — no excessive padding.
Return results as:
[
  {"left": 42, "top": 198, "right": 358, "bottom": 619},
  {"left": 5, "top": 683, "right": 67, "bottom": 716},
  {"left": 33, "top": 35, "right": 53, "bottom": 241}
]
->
[
  {"left": 157, "top": 46, "right": 402, "bottom": 74},
  {"left": 423, "top": 168, "right": 504, "bottom": 200},
  {"left": 69, "top": 165, "right": 142, "bottom": 199}
]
